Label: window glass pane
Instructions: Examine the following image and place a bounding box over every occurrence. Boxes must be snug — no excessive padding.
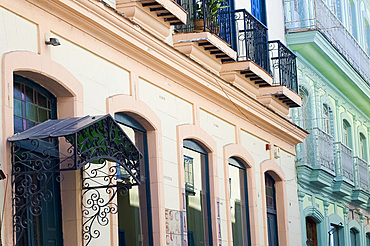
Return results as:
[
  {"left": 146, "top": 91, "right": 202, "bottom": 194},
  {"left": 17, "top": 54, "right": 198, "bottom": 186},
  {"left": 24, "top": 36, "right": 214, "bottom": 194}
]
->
[
  {"left": 25, "top": 85, "right": 33, "bottom": 102},
  {"left": 26, "top": 102, "right": 37, "bottom": 122},
  {"left": 116, "top": 120, "right": 152, "bottom": 246},
  {"left": 14, "top": 99, "right": 22, "bottom": 117},
  {"left": 184, "top": 147, "right": 206, "bottom": 246},
  {"left": 14, "top": 82, "right": 22, "bottom": 99},
  {"left": 14, "top": 116, "right": 23, "bottom": 134},
  {"left": 38, "top": 108, "right": 48, "bottom": 122},
  {"left": 38, "top": 93, "right": 47, "bottom": 108},
  {"left": 229, "top": 164, "right": 244, "bottom": 245}
]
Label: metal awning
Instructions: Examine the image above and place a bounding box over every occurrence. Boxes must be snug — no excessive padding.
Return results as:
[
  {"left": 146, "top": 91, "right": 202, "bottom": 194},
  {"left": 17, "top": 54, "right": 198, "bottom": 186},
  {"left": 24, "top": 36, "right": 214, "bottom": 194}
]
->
[
  {"left": 9, "top": 114, "right": 142, "bottom": 246},
  {"left": 9, "top": 114, "right": 142, "bottom": 184}
]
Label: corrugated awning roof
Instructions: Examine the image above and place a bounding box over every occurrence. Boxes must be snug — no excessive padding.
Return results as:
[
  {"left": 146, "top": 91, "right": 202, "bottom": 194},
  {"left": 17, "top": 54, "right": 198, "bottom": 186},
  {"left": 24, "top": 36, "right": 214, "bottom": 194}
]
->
[{"left": 8, "top": 115, "right": 108, "bottom": 141}]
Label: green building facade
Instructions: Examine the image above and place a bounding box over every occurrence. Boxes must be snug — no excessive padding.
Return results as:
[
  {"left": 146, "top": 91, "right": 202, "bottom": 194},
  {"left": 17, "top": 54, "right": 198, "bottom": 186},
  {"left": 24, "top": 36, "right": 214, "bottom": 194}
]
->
[{"left": 284, "top": 0, "right": 370, "bottom": 245}]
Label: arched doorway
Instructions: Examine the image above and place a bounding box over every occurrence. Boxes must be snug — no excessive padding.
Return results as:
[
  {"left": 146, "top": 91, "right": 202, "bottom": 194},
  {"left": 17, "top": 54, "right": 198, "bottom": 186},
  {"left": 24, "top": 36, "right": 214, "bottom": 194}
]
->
[{"left": 305, "top": 217, "right": 318, "bottom": 246}]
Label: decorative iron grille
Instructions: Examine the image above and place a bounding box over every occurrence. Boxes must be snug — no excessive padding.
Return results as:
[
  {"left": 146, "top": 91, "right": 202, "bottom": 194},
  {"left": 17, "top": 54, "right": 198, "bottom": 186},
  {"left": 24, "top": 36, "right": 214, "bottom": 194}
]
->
[
  {"left": 334, "top": 142, "right": 354, "bottom": 182},
  {"left": 268, "top": 40, "right": 298, "bottom": 93},
  {"left": 175, "top": 0, "right": 232, "bottom": 38},
  {"left": 9, "top": 115, "right": 142, "bottom": 246},
  {"left": 354, "top": 157, "right": 369, "bottom": 191},
  {"left": 229, "top": 9, "right": 269, "bottom": 73}
]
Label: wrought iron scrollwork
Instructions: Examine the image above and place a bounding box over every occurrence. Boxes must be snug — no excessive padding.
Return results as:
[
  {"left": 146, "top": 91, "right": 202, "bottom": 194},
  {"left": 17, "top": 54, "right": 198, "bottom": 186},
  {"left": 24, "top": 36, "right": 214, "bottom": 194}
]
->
[
  {"left": 11, "top": 138, "right": 68, "bottom": 246},
  {"left": 231, "top": 9, "right": 269, "bottom": 73},
  {"left": 268, "top": 40, "right": 298, "bottom": 93},
  {"left": 10, "top": 115, "right": 142, "bottom": 246}
]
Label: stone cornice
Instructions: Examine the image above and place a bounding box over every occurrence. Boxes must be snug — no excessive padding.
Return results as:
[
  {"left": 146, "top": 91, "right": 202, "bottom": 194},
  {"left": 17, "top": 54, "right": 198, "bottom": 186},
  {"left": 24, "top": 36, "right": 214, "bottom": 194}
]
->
[{"left": 287, "top": 31, "right": 370, "bottom": 116}]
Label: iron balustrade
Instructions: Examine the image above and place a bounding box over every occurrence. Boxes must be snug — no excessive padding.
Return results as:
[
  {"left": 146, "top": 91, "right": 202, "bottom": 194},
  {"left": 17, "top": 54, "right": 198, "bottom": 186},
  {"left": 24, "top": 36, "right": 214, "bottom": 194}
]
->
[
  {"left": 227, "top": 9, "right": 270, "bottom": 73},
  {"left": 334, "top": 142, "right": 354, "bottom": 182},
  {"left": 304, "top": 128, "right": 335, "bottom": 172},
  {"left": 268, "top": 40, "right": 298, "bottom": 93},
  {"left": 354, "top": 157, "right": 369, "bottom": 191},
  {"left": 284, "top": 0, "right": 370, "bottom": 85},
  {"left": 175, "top": 0, "right": 232, "bottom": 38},
  {"left": 175, "top": 3, "right": 300, "bottom": 93}
]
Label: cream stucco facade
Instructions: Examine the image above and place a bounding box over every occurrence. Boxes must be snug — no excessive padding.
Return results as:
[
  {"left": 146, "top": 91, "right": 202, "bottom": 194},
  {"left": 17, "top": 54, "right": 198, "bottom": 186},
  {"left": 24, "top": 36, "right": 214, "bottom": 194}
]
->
[{"left": 0, "top": 0, "right": 307, "bottom": 245}]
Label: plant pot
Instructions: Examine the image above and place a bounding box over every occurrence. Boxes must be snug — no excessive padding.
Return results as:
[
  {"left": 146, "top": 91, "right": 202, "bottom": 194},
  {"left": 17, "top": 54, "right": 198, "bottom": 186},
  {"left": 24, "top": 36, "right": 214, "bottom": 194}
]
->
[
  {"left": 193, "top": 19, "right": 205, "bottom": 33},
  {"left": 193, "top": 19, "right": 221, "bottom": 35}
]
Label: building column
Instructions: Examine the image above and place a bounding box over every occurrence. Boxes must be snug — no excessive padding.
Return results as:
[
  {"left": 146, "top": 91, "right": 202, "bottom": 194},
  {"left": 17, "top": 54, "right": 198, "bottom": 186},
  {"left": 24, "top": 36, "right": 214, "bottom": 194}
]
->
[
  {"left": 344, "top": 207, "right": 350, "bottom": 246},
  {"left": 298, "top": 190, "right": 306, "bottom": 246},
  {"left": 323, "top": 201, "right": 330, "bottom": 246}
]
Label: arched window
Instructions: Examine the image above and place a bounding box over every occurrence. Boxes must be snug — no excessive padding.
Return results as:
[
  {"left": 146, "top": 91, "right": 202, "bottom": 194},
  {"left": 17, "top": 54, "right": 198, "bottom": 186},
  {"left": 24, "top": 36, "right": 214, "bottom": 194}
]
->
[
  {"left": 359, "top": 133, "right": 367, "bottom": 161},
  {"left": 329, "top": 223, "right": 343, "bottom": 246},
  {"left": 349, "top": 0, "right": 358, "bottom": 40},
  {"left": 323, "top": 104, "right": 331, "bottom": 135},
  {"left": 265, "top": 173, "right": 278, "bottom": 246},
  {"left": 183, "top": 140, "right": 212, "bottom": 246},
  {"left": 13, "top": 74, "right": 63, "bottom": 245},
  {"left": 115, "top": 113, "right": 153, "bottom": 246},
  {"left": 306, "top": 217, "right": 318, "bottom": 246},
  {"left": 343, "top": 120, "right": 352, "bottom": 148},
  {"left": 299, "top": 87, "right": 310, "bottom": 130},
  {"left": 228, "top": 157, "right": 250, "bottom": 245},
  {"left": 350, "top": 228, "right": 359, "bottom": 246}
]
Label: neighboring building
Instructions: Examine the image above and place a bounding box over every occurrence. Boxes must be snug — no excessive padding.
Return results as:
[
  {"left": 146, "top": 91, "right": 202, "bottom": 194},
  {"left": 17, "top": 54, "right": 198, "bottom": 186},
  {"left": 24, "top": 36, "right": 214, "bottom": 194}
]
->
[
  {"left": 0, "top": 0, "right": 307, "bottom": 246},
  {"left": 285, "top": 0, "right": 370, "bottom": 245}
]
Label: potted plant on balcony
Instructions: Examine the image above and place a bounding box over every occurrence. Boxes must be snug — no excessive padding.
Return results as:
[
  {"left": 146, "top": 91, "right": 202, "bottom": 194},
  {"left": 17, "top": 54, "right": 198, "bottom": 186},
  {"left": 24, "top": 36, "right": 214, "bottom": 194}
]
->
[{"left": 193, "top": 0, "right": 228, "bottom": 33}]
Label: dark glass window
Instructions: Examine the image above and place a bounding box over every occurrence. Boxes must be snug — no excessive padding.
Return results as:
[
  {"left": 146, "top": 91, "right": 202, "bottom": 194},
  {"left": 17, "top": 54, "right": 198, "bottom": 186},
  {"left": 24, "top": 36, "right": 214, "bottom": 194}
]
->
[
  {"left": 183, "top": 140, "right": 212, "bottom": 246},
  {"left": 329, "top": 224, "right": 341, "bottom": 246},
  {"left": 13, "top": 75, "right": 54, "bottom": 133},
  {"left": 265, "top": 173, "right": 278, "bottom": 246},
  {"left": 13, "top": 74, "right": 62, "bottom": 246},
  {"left": 350, "top": 228, "right": 359, "bottom": 246},
  {"left": 228, "top": 157, "right": 250, "bottom": 246},
  {"left": 115, "top": 113, "right": 153, "bottom": 246}
]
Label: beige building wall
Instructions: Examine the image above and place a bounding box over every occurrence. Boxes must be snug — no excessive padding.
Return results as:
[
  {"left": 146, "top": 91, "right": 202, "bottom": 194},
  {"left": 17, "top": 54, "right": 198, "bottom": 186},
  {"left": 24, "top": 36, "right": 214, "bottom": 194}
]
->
[{"left": 0, "top": 0, "right": 307, "bottom": 245}]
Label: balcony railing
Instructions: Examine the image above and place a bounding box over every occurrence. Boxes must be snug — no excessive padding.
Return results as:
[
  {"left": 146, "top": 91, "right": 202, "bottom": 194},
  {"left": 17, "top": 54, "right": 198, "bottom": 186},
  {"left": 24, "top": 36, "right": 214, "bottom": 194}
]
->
[
  {"left": 175, "top": 2, "right": 299, "bottom": 93},
  {"left": 334, "top": 142, "right": 354, "bottom": 182},
  {"left": 175, "top": 0, "right": 232, "bottom": 39},
  {"left": 226, "top": 9, "right": 269, "bottom": 73},
  {"left": 284, "top": 0, "right": 370, "bottom": 84},
  {"left": 268, "top": 40, "right": 298, "bottom": 93},
  {"left": 297, "top": 128, "right": 334, "bottom": 171},
  {"left": 354, "top": 157, "right": 369, "bottom": 191}
]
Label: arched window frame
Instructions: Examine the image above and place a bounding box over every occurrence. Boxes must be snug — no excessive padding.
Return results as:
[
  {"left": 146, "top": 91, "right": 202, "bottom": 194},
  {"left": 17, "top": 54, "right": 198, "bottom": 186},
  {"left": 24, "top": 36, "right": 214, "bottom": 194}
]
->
[
  {"left": 12, "top": 74, "right": 63, "bottom": 246},
  {"left": 228, "top": 157, "right": 251, "bottom": 246},
  {"left": 342, "top": 119, "right": 352, "bottom": 148},
  {"left": 183, "top": 139, "right": 212, "bottom": 246},
  {"left": 114, "top": 112, "right": 154, "bottom": 246},
  {"left": 359, "top": 132, "right": 368, "bottom": 161}
]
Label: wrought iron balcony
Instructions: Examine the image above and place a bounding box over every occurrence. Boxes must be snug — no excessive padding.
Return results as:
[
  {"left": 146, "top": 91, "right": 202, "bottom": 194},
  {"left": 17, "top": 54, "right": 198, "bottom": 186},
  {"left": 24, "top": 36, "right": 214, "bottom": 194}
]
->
[
  {"left": 284, "top": 0, "right": 370, "bottom": 84},
  {"left": 226, "top": 9, "right": 269, "bottom": 73},
  {"left": 354, "top": 157, "right": 369, "bottom": 191},
  {"left": 268, "top": 40, "right": 298, "bottom": 93},
  {"left": 175, "top": 0, "right": 232, "bottom": 38},
  {"left": 334, "top": 142, "right": 354, "bottom": 183}
]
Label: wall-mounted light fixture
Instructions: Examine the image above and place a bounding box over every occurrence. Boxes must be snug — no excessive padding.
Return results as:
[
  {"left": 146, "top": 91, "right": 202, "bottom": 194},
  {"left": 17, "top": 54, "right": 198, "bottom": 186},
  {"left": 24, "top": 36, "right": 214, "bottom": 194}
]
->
[
  {"left": 0, "top": 169, "right": 6, "bottom": 180},
  {"left": 45, "top": 34, "right": 61, "bottom": 46},
  {"left": 45, "top": 37, "right": 61, "bottom": 46}
]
